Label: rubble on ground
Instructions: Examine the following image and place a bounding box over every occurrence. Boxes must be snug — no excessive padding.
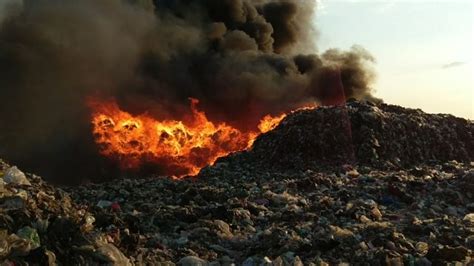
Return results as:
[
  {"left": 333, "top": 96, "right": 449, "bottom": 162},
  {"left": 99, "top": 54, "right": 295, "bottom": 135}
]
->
[{"left": 1, "top": 101, "right": 473, "bottom": 265}]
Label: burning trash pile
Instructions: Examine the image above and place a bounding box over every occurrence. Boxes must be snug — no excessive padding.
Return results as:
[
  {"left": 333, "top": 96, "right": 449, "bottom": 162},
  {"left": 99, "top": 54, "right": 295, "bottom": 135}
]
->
[
  {"left": 1, "top": 101, "right": 473, "bottom": 265},
  {"left": 87, "top": 97, "right": 289, "bottom": 178},
  {"left": 0, "top": 0, "right": 380, "bottom": 183}
]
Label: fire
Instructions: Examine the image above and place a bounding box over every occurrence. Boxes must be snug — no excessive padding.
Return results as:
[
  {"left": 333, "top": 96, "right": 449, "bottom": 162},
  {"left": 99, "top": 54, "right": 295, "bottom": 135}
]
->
[
  {"left": 258, "top": 114, "right": 286, "bottom": 133},
  {"left": 88, "top": 98, "right": 292, "bottom": 178}
]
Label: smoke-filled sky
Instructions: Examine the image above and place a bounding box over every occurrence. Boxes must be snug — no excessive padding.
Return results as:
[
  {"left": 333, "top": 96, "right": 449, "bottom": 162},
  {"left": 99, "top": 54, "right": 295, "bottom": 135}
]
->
[
  {"left": 317, "top": 0, "right": 473, "bottom": 119},
  {"left": 0, "top": 0, "right": 380, "bottom": 182},
  {"left": 0, "top": 0, "right": 471, "bottom": 182}
]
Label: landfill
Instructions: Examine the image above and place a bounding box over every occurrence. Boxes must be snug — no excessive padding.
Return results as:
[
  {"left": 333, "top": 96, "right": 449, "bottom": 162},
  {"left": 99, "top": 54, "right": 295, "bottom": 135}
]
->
[{"left": 1, "top": 101, "right": 473, "bottom": 265}]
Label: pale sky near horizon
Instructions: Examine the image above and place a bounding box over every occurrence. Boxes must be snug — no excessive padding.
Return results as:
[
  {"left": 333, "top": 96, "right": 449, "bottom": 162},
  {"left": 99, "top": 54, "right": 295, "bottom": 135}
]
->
[{"left": 315, "top": 0, "right": 473, "bottom": 119}]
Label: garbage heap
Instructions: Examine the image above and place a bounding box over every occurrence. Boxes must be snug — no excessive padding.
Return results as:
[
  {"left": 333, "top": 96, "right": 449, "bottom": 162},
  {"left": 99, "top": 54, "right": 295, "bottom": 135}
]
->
[
  {"left": 0, "top": 161, "right": 132, "bottom": 265},
  {"left": 240, "top": 101, "right": 474, "bottom": 172},
  {"left": 1, "top": 101, "right": 474, "bottom": 265}
]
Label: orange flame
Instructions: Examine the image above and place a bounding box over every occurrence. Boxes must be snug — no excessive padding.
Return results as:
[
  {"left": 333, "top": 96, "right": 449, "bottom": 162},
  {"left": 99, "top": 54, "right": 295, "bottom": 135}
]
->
[
  {"left": 88, "top": 98, "right": 296, "bottom": 178},
  {"left": 258, "top": 114, "right": 286, "bottom": 133}
]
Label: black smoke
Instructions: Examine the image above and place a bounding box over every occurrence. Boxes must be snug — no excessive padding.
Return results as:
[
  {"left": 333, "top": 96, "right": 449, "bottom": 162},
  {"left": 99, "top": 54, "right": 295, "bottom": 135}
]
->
[{"left": 0, "top": 0, "right": 379, "bottom": 183}]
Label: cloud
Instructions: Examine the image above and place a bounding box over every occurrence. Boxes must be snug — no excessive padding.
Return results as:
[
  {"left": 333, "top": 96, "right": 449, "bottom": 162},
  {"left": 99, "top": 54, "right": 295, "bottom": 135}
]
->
[
  {"left": 442, "top": 61, "right": 467, "bottom": 69},
  {"left": 374, "top": 0, "right": 396, "bottom": 13},
  {"left": 316, "top": 0, "right": 328, "bottom": 14}
]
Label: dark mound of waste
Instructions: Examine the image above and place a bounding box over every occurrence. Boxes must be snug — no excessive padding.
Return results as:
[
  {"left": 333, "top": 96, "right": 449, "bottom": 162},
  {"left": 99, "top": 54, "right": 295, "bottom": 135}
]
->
[{"left": 245, "top": 101, "right": 473, "bottom": 171}]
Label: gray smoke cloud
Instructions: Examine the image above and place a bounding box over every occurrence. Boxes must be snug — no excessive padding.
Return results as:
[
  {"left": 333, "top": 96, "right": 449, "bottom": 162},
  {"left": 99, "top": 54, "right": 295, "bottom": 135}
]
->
[
  {"left": 0, "top": 0, "right": 379, "bottom": 183},
  {"left": 0, "top": 0, "right": 22, "bottom": 25}
]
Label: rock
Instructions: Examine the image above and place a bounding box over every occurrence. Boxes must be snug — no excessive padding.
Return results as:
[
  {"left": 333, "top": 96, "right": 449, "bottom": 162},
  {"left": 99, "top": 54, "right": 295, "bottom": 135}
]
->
[{"left": 2, "top": 166, "right": 30, "bottom": 186}]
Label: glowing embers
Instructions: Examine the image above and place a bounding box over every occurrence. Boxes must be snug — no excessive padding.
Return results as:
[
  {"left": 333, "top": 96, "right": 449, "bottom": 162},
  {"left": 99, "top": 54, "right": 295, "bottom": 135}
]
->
[{"left": 89, "top": 98, "right": 293, "bottom": 178}]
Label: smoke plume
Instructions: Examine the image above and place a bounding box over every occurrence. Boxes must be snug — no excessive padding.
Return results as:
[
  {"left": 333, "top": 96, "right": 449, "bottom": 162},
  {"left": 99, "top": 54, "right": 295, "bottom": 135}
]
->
[{"left": 0, "top": 0, "right": 378, "bottom": 183}]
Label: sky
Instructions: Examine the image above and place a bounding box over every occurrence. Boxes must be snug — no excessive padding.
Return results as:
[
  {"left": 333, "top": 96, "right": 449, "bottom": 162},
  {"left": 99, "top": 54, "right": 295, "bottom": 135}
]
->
[{"left": 315, "top": 0, "right": 473, "bottom": 119}]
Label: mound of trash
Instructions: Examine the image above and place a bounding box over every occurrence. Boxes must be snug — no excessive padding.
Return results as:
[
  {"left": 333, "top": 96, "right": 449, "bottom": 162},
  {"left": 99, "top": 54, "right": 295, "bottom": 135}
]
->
[
  {"left": 0, "top": 160, "right": 133, "bottom": 265},
  {"left": 244, "top": 101, "right": 474, "bottom": 171}
]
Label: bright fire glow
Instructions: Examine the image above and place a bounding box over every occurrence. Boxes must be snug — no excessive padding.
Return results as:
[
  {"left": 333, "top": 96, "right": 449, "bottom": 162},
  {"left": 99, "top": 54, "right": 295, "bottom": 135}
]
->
[{"left": 88, "top": 98, "right": 298, "bottom": 178}]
